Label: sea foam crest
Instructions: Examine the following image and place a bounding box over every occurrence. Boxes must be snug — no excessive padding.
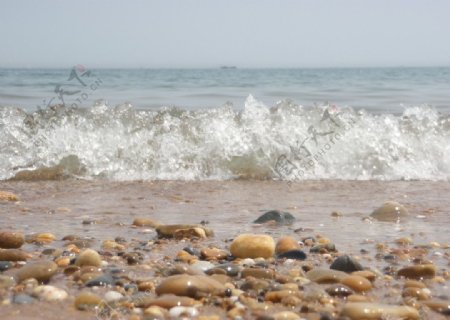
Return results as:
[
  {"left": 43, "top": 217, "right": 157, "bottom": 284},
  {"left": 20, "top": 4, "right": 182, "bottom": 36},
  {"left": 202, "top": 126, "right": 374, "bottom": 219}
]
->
[{"left": 0, "top": 95, "right": 449, "bottom": 181}]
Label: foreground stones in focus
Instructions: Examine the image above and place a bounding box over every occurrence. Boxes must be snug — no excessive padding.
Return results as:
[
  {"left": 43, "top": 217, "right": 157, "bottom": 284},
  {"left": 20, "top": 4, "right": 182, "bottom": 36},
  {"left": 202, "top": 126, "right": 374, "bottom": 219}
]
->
[{"left": 0, "top": 209, "right": 448, "bottom": 320}]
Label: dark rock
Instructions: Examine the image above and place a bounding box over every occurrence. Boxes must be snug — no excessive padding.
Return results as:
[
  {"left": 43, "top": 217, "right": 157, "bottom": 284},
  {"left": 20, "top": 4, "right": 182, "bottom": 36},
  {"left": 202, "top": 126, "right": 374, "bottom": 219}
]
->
[
  {"left": 253, "top": 210, "right": 295, "bottom": 225},
  {"left": 0, "top": 261, "right": 12, "bottom": 272},
  {"left": 85, "top": 274, "right": 115, "bottom": 287},
  {"left": 277, "top": 250, "right": 307, "bottom": 260},
  {"left": 183, "top": 246, "right": 199, "bottom": 256},
  {"left": 325, "top": 283, "right": 354, "bottom": 297},
  {"left": 330, "top": 255, "right": 363, "bottom": 273}
]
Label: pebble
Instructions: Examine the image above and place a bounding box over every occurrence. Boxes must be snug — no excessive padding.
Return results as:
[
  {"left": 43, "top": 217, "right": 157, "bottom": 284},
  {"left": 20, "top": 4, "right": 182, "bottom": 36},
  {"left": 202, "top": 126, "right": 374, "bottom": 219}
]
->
[
  {"left": 325, "top": 283, "right": 354, "bottom": 297},
  {"left": 140, "top": 294, "right": 197, "bottom": 308},
  {"left": 133, "top": 217, "right": 160, "bottom": 227},
  {"left": 75, "top": 249, "right": 102, "bottom": 267},
  {"left": 0, "top": 191, "right": 19, "bottom": 201},
  {"left": 422, "top": 300, "right": 450, "bottom": 315},
  {"left": 26, "top": 233, "right": 56, "bottom": 245},
  {"left": 0, "top": 249, "right": 31, "bottom": 261},
  {"left": 207, "top": 264, "right": 241, "bottom": 277},
  {"left": 370, "top": 201, "right": 409, "bottom": 222},
  {"left": 104, "top": 290, "right": 124, "bottom": 303},
  {"left": 74, "top": 292, "right": 102, "bottom": 310},
  {"left": 190, "top": 260, "right": 215, "bottom": 273},
  {"left": 397, "top": 264, "right": 436, "bottom": 279},
  {"left": 352, "top": 270, "right": 376, "bottom": 282},
  {"left": 174, "top": 227, "right": 207, "bottom": 240},
  {"left": 330, "top": 255, "right": 363, "bottom": 273},
  {"left": 102, "top": 240, "right": 125, "bottom": 251},
  {"left": 341, "top": 275, "right": 372, "bottom": 292},
  {"left": 15, "top": 261, "right": 58, "bottom": 283},
  {"left": 276, "top": 250, "right": 307, "bottom": 260},
  {"left": 310, "top": 243, "right": 337, "bottom": 253},
  {"left": 253, "top": 210, "right": 295, "bottom": 225},
  {"left": 156, "top": 224, "right": 213, "bottom": 238},
  {"left": 0, "top": 231, "right": 25, "bottom": 249},
  {"left": 0, "top": 274, "right": 15, "bottom": 289},
  {"left": 169, "top": 306, "right": 199, "bottom": 318},
  {"left": 341, "top": 302, "right": 419, "bottom": 319},
  {"left": 271, "top": 311, "right": 301, "bottom": 320},
  {"left": 241, "top": 267, "right": 275, "bottom": 279},
  {"left": 200, "top": 247, "right": 228, "bottom": 260},
  {"left": 85, "top": 273, "right": 115, "bottom": 287},
  {"left": 306, "top": 268, "right": 348, "bottom": 283},
  {"left": 144, "top": 305, "right": 169, "bottom": 318},
  {"left": 155, "top": 274, "right": 226, "bottom": 298},
  {"left": 12, "top": 294, "right": 35, "bottom": 304},
  {"left": 402, "top": 287, "right": 430, "bottom": 300},
  {"left": 240, "top": 278, "right": 270, "bottom": 291},
  {"left": 32, "top": 285, "right": 68, "bottom": 301},
  {"left": 0, "top": 261, "right": 13, "bottom": 271},
  {"left": 230, "top": 234, "right": 275, "bottom": 259},
  {"left": 275, "top": 236, "right": 300, "bottom": 255}
]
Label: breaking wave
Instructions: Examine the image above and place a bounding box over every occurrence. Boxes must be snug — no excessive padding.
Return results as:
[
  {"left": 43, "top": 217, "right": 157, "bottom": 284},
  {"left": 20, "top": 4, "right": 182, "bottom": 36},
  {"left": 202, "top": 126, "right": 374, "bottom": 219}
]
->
[{"left": 1, "top": 96, "right": 449, "bottom": 181}]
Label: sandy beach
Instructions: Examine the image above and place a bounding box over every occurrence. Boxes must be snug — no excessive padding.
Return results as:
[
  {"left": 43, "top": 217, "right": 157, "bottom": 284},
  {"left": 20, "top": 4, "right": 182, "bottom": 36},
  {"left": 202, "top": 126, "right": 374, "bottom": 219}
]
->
[{"left": 0, "top": 180, "right": 449, "bottom": 319}]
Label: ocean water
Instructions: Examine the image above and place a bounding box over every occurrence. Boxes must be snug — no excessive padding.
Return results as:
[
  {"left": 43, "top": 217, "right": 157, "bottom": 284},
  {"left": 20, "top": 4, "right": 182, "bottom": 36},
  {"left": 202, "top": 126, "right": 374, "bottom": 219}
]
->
[{"left": 0, "top": 67, "right": 449, "bottom": 181}]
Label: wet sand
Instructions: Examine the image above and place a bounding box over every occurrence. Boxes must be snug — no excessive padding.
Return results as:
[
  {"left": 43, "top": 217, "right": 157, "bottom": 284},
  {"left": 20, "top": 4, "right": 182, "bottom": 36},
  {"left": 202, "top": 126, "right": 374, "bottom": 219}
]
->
[{"left": 0, "top": 180, "right": 449, "bottom": 319}]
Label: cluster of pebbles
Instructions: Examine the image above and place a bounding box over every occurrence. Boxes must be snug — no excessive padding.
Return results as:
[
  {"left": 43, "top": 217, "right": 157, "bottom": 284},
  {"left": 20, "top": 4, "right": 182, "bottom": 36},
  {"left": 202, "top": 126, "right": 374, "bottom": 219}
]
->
[{"left": 0, "top": 192, "right": 449, "bottom": 319}]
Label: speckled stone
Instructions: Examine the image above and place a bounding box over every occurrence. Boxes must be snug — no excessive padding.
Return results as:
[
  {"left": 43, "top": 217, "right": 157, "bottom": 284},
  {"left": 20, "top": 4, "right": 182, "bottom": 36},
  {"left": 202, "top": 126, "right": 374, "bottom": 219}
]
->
[
  {"left": 341, "top": 302, "right": 419, "bottom": 319},
  {"left": 0, "top": 191, "right": 19, "bottom": 202},
  {"left": 32, "top": 285, "right": 68, "bottom": 301},
  {"left": 156, "top": 224, "right": 213, "bottom": 238},
  {"left": 230, "top": 234, "right": 275, "bottom": 259},
  {"left": 0, "top": 231, "right": 25, "bottom": 249}
]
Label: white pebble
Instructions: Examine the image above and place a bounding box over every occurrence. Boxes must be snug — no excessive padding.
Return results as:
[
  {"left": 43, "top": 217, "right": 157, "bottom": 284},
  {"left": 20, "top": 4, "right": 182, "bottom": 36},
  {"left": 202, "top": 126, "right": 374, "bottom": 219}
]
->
[
  {"left": 32, "top": 285, "right": 68, "bottom": 301},
  {"left": 104, "top": 291, "right": 123, "bottom": 303},
  {"left": 169, "top": 306, "right": 198, "bottom": 318}
]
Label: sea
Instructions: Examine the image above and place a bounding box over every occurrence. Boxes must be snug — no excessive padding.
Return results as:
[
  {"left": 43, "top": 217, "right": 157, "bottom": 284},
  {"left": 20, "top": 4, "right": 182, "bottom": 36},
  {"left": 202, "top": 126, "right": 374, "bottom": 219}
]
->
[{"left": 1, "top": 67, "right": 449, "bottom": 181}]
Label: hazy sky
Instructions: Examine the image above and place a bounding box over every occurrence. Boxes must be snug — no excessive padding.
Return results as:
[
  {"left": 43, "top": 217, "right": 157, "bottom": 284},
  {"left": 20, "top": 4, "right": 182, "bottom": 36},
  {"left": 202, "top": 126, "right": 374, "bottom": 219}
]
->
[{"left": 1, "top": 0, "right": 449, "bottom": 68}]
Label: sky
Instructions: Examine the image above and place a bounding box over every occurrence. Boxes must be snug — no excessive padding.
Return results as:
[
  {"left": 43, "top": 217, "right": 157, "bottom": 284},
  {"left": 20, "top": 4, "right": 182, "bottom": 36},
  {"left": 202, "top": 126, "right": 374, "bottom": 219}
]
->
[{"left": 0, "top": 0, "right": 449, "bottom": 68}]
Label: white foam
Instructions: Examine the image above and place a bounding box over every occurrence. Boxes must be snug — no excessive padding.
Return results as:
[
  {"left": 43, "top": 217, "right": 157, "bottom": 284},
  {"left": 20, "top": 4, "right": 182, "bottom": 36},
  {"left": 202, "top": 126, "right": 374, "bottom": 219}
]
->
[{"left": 0, "top": 96, "right": 449, "bottom": 181}]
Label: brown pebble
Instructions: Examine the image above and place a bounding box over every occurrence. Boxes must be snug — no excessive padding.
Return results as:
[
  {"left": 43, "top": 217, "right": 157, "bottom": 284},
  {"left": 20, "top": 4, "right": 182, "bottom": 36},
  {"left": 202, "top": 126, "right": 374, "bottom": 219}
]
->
[
  {"left": 133, "top": 217, "right": 160, "bottom": 227},
  {"left": 351, "top": 270, "right": 377, "bottom": 282},
  {"left": 0, "top": 191, "right": 19, "bottom": 202},
  {"left": 75, "top": 249, "right": 102, "bottom": 267},
  {"left": 241, "top": 268, "right": 275, "bottom": 280},
  {"left": 155, "top": 274, "right": 225, "bottom": 298},
  {"left": 275, "top": 236, "right": 300, "bottom": 255},
  {"left": 422, "top": 300, "right": 450, "bottom": 315},
  {"left": 325, "top": 284, "right": 354, "bottom": 297},
  {"left": 370, "top": 201, "right": 409, "bottom": 222},
  {"left": 15, "top": 261, "right": 58, "bottom": 283},
  {"left": 341, "top": 302, "right": 419, "bottom": 319},
  {"left": 74, "top": 292, "right": 102, "bottom": 310},
  {"left": 0, "top": 231, "right": 25, "bottom": 249},
  {"left": 402, "top": 287, "right": 430, "bottom": 300},
  {"left": 265, "top": 290, "right": 301, "bottom": 303},
  {"left": 0, "top": 249, "right": 31, "bottom": 261},
  {"left": 306, "top": 268, "right": 347, "bottom": 284},
  {"left": 341, "top": 275, "right": 372, "bottom": 292},
  {"left": 404, "top": 280, "right": 426, "bottom": 289},
  {"left": 397, "top": 264, "right": 436, "bottom": 279},
  {"left": 156, "top": 224, "right": 213, "bottom": 238},
  {"left": 200, "top": 247, "right": 228, "bottom": 260},
  {"left": 230, "top": 234, "right": 275, "bottom": 259}
]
